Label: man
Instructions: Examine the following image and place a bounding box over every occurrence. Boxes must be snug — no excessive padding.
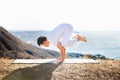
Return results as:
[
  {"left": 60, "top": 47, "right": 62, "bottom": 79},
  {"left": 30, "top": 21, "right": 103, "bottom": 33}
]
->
[{"left": 37, "top": 23, "right": 87, "bottom": 62}]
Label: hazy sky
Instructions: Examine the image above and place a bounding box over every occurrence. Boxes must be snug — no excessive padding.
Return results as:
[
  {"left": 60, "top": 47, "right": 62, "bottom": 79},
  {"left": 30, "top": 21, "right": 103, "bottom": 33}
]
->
[{"left": 0, "top": 0, "right": 120, "bottom": 31}]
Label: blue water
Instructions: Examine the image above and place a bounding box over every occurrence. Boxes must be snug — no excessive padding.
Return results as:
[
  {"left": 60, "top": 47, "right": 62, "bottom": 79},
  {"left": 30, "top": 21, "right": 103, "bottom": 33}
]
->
[{"left": 10, "top": 31, "right": 120, "bottom": 59}]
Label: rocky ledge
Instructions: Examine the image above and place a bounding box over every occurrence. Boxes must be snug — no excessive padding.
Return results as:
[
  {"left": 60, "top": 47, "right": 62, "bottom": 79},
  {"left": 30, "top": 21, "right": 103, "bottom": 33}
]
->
[{"left": 0, "top": 59, "right": 119, "bottom": 80}]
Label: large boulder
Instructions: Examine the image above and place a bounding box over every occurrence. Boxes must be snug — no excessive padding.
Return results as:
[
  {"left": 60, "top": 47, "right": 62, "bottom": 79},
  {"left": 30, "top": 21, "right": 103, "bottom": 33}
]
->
[{"left": 0, "top": 26, "right": 60, "bottom": 59}]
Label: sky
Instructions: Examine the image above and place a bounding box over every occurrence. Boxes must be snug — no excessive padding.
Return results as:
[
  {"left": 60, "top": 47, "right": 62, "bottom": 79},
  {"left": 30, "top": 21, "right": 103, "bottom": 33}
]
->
[{"left": 0, "top": 0, "right": 120, "bottom": 31}]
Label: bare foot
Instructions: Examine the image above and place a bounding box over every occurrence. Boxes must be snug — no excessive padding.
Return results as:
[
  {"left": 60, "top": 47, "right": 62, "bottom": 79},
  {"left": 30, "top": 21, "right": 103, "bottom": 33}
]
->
[
  {"left": 75, "top": 34, "right": 87, "bottom": 42},
  {"left": 79, "top": 36, "right": 87, "bottom": 42}
]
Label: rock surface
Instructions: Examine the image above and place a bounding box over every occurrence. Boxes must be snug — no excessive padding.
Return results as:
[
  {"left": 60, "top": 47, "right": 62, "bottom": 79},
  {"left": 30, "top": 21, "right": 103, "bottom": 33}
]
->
[
  {"left": 0, "top": 59, "right": 120, "bottom": 80},
  {"left": 0, "top": 27, "right": 60, "bottom": 59}
]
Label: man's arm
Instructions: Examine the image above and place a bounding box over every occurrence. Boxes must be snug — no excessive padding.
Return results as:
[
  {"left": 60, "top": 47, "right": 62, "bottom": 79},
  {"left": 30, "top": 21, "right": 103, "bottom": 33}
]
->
[{"left": 57, "top": 41, "right": 66, "bottom": 61}]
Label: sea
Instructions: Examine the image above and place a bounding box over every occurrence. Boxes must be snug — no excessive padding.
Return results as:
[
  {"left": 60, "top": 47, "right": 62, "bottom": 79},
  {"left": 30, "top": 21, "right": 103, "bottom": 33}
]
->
[{"left": 10, "top": 30, "right": 120, "bottom": 59}]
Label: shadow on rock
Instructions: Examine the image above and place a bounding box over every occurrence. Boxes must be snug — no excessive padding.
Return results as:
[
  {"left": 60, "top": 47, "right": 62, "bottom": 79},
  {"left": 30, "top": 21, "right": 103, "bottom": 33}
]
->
[{"left": 3, "top": 62, "right": 62, "bottom": 80}]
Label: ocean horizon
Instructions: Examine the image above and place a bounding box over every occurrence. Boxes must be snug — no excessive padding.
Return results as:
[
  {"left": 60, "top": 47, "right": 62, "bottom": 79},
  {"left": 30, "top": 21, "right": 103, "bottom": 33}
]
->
[{"left": 10, "top": 30, "right": 120, "bottom": 59}]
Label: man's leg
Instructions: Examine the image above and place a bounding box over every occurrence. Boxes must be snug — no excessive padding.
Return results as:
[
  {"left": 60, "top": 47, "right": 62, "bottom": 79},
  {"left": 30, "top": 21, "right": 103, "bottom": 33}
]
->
[
  {"left": 61, "top": 23, "right": 87, "bottom": 47},
  {"left": 61, "top": 23, "right": 78, "bottom": 47},
  {"left": 56, "top": 23, "right": 87, "bottom": 62}
]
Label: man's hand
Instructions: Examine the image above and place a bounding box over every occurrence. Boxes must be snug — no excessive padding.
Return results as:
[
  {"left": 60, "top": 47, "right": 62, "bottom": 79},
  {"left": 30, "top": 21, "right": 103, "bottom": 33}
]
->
[{"left": 57, "top": 41, "right": 66, "bottom": 61}]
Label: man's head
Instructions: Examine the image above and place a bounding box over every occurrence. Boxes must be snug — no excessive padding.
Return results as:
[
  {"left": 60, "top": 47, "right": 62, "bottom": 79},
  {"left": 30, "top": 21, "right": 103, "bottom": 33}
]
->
[{"left": 37, "top": 36, "right": 50, "bottom": 47}]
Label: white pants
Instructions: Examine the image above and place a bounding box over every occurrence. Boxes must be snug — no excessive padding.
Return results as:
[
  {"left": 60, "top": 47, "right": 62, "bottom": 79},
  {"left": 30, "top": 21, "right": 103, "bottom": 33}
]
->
[{"left": 47, "top": 23, "right": 77, "bottom": 47}]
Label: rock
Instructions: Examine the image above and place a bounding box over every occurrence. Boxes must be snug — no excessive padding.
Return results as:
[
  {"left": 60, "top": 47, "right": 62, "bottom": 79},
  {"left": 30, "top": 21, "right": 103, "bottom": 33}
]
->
[
  {"left": 1, "top": 59, "right": 120, "bottom": 80},
  {"left": 0, "top": 26, "right": 60, "bottom": 59}
]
